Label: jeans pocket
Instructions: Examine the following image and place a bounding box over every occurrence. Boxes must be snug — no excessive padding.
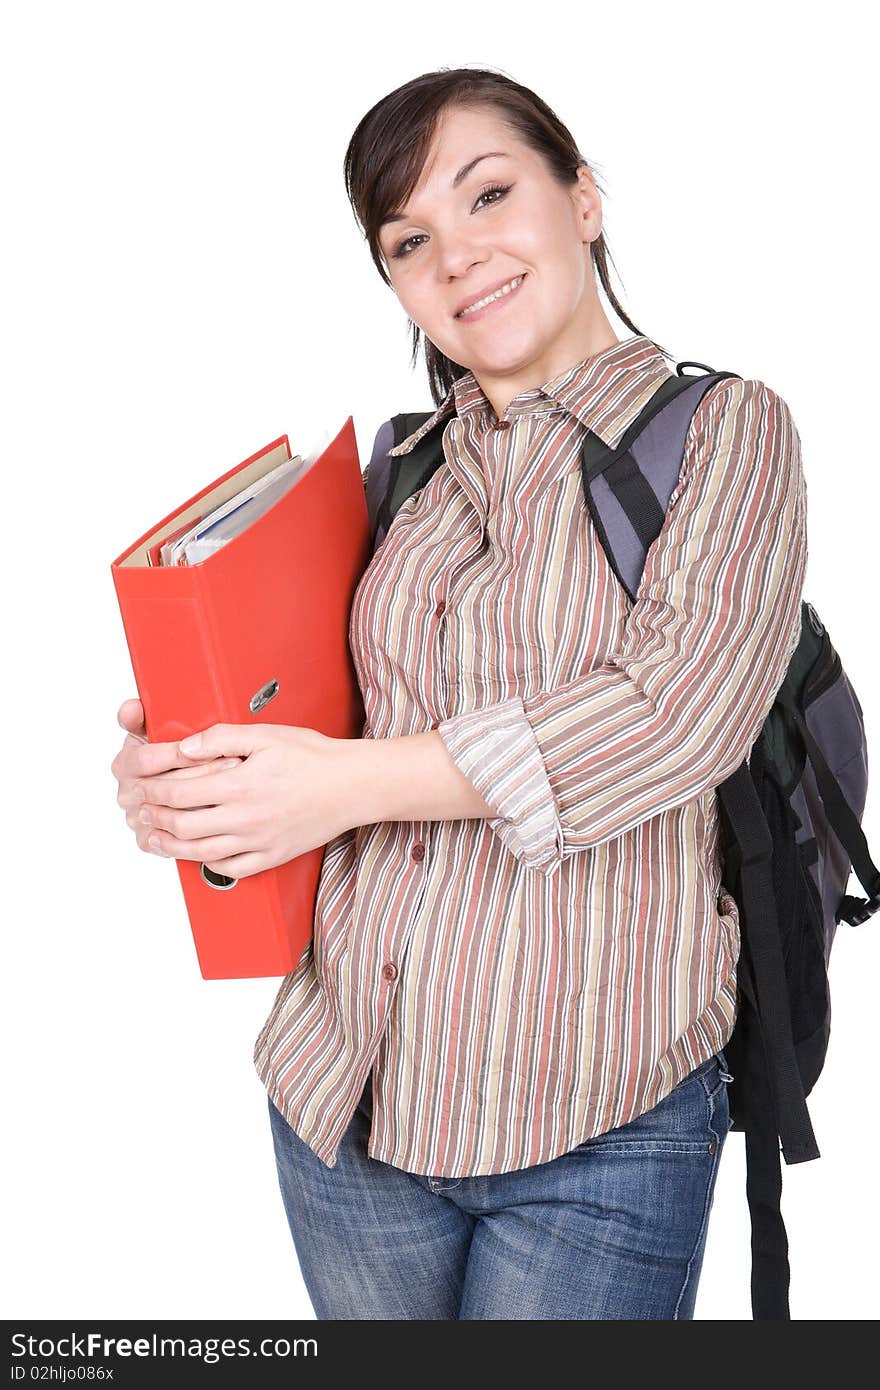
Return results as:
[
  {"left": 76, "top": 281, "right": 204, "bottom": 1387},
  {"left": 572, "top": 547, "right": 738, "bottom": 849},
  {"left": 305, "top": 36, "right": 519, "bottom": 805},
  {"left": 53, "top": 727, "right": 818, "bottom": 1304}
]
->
[
  {"left": 701, "top": 1048, "right": 735, "bottom": 1101},
  {"left": 576, "top": 1064, "right": 722, "bottom": 1156}
]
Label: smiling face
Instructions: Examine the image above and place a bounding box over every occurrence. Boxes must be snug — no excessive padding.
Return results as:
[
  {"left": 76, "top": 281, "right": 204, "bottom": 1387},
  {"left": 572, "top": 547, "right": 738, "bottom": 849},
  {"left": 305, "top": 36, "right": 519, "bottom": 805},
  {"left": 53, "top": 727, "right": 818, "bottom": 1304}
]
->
[{"left": 377, "top": 103, "right": 620, "bottom": 419}]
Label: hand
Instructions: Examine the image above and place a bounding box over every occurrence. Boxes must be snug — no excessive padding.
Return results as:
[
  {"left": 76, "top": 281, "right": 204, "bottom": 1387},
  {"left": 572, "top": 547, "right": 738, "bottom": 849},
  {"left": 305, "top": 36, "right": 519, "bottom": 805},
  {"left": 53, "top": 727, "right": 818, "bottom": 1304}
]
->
[
  {"left": 122, "top": 721, "right": 357, "bottom": 879},
  {"left": 111, "top": 698, "right": 244, "bottom": 857}
]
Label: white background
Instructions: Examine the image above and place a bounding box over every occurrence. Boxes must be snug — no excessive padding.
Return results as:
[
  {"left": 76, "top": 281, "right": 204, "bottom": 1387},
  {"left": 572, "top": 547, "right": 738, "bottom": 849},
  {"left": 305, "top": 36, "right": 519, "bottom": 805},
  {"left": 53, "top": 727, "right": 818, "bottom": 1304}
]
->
[{"left": 3, "top": 0, "right": 877, "bottom": 1322}]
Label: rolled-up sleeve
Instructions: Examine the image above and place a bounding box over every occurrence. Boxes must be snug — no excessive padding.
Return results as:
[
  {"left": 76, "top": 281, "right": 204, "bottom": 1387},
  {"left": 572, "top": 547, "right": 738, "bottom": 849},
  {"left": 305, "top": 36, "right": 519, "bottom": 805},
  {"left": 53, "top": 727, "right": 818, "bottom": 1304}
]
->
[{"left": 435, "top": 377, "right": 809, "bottom": 872}]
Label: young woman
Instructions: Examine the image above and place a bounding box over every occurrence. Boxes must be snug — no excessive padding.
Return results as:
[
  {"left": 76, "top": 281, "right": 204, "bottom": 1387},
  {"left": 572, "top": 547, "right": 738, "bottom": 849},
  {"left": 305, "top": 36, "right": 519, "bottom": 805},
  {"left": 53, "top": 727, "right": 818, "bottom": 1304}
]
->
[{"left": 111, "top": 68, "right": 808, "bottom": 1319}]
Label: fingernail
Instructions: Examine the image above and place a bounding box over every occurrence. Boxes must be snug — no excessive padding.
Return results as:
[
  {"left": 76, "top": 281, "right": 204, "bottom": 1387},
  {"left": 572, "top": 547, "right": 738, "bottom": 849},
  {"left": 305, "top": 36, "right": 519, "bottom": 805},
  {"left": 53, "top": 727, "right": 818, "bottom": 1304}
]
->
[{"left": 148, "top": 834, "right": 164, "bottom": 853}]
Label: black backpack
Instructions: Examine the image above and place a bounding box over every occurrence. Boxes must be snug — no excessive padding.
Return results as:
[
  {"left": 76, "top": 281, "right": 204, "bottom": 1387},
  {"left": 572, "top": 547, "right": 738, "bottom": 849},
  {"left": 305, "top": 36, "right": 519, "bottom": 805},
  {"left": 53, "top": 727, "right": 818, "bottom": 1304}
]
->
[{"left": 362, "top": 360, "right": 880, "bottom": 1320}]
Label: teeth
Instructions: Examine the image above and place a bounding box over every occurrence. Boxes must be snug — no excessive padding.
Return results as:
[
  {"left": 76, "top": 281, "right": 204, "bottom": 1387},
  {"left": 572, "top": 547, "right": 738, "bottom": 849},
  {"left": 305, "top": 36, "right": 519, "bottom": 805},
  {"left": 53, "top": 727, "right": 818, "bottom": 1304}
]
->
[{"left": 458, "top": 275, "right": 524, "bottom": 316}]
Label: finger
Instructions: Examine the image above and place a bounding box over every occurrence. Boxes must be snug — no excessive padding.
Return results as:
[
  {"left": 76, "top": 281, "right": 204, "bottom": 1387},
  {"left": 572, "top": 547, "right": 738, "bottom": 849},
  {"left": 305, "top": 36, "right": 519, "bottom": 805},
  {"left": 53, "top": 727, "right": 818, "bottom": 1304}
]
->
[
  {"left": 117, "top": 698, "right": 146, "bottom": 737},
  {"left": 153, "top": 756, "right": 245, "bottom": 782},
  {"left": 139, "top": 828, "right": 247, "bottom": 863},
  {"left": 128, "top": 737, "right": 220, "bottom": 779},
  {"left": 201, "top": 851, "right": 267, "bottom": 880},
  {"left": 132, "top": 762, "right": 244, "bottom": 809},
  {"left": 124, "top": 784, "right": 235, "bottom": 830},
  {"left": 118, "top": 757, "right": 243, "bottom": 812},
  {"left": 176, "top": 722, "right": 265, "bottom": 760},
  {"left": 135, "top": 802, "right": 242, "bottom": 843}
]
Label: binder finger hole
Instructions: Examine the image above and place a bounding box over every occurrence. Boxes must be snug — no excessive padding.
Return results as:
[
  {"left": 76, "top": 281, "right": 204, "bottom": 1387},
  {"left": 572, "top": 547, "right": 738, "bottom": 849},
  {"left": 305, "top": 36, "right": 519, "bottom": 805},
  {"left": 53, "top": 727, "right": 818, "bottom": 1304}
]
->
[
  {"left": 200, "top": 862, "right": 239, "bottom": 890},
  {"left": 250, "top": 679, "right": 280, "bottom": 714}
]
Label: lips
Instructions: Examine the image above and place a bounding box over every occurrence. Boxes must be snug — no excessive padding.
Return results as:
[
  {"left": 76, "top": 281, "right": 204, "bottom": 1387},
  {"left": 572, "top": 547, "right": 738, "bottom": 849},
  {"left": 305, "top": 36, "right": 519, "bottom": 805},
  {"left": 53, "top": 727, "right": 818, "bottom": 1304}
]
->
[{"left": 454, "top": 272, "right": 528, "bottom": 318}]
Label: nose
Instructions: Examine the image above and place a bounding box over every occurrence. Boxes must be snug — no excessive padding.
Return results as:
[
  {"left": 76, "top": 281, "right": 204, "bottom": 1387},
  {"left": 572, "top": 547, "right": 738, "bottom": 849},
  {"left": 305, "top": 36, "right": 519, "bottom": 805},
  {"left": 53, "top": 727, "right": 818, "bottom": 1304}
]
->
[{"left": 436, "top": 238, "right": 490, "bottom": 285}]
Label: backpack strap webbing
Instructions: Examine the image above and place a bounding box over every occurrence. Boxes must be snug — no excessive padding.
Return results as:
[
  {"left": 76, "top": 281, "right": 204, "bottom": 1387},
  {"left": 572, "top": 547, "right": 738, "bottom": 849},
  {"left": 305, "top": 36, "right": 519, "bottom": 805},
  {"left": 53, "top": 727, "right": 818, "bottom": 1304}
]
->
[{"left": 719, "top": 742, "right": 819, "bottom": 1319}]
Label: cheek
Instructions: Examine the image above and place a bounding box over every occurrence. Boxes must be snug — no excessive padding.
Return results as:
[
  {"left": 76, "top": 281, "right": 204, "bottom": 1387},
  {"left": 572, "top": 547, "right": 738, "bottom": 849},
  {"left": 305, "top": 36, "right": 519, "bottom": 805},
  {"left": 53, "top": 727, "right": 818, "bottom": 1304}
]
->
[
  {"left": 515, "top": 205, "right": 585, "bottom": 284},
  {"left": 392, "top": 276, "right": 439, "bottom": 333},
  {"left": 527, "top": 247, "right": 587, "bottom": 325},
  {"left": 404, "top": 287, "right": 461, "bottom": 352}
]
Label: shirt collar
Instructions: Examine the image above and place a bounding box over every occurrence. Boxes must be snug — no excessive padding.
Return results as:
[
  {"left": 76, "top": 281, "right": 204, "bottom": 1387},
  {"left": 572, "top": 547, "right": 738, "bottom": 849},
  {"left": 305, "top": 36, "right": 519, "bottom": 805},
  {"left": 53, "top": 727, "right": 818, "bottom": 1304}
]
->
[{"left": 386, "top": 334, "right": 675, "bottom": 457}]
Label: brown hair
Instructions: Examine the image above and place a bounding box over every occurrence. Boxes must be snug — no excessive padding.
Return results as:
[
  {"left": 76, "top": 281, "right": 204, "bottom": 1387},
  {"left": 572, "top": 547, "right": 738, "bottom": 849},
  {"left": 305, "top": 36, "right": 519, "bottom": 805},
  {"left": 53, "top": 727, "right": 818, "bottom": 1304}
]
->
[{"left": 343, "top": 66, "right": 670, "bottom": 405}]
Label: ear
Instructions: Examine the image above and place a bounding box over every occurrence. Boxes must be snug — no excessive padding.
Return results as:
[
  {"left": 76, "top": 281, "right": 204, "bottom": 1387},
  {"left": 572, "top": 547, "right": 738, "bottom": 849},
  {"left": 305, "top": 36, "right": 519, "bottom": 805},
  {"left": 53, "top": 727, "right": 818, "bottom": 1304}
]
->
[{"left": 573, "top": 164, "right": 603, "bottom": 245}]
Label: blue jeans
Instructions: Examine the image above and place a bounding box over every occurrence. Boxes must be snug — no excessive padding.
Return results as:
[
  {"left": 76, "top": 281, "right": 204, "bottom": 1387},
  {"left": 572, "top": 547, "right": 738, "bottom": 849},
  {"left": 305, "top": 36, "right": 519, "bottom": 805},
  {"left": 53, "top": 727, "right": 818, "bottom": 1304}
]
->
[{"left": 266, "top": 1048, "right": 734, "bottom": 1320}]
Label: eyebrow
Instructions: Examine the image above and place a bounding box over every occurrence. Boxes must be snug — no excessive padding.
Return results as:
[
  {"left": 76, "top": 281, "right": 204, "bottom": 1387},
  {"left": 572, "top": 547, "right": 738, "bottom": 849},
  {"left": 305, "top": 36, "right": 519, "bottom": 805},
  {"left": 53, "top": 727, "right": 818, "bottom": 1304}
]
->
[{"left": 380, "top": 152, "right": 511, "bottom": 229}]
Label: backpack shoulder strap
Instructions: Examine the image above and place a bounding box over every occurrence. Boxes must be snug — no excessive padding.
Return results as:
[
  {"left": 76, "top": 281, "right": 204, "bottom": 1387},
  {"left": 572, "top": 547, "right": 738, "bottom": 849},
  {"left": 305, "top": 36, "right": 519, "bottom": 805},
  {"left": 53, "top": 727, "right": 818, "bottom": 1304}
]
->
[
  {"left": 365, "top": 411, "right": 447, "bottom": 550},
  {"left": 579, "top": 364, "right": 741, "bottom": 604}
]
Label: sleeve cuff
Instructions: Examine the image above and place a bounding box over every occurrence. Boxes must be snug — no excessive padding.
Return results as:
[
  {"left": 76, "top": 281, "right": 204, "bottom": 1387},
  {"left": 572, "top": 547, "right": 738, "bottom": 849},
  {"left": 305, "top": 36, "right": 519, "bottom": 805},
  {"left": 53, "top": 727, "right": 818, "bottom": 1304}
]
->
[{"left": 435, "top": 697, "right": 563, "bottom": 871}]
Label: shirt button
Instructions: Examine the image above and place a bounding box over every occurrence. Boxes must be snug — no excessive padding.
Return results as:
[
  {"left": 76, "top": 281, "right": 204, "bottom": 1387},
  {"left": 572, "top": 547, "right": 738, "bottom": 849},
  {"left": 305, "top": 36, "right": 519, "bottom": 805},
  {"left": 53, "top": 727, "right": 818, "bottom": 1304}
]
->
[
  {"left": 430, "top": 720, "right": 440, "bottom": 730},
  {"left": 382, "top": 962, "right": 398, "bottom": 981},
  {"left": 434, "top": 600, "right": 446, "bottom": 618},
  {"left": 411, "top": 842, "right": 425, "bottom": 862},
  {"left": 494, "top": 419, "right": 511, "bottom": 430}
]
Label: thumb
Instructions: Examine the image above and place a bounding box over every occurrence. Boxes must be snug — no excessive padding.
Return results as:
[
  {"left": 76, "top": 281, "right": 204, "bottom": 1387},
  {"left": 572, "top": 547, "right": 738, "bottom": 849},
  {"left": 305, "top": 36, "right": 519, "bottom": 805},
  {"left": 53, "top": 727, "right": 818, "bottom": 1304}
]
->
[
  {"left": 118, "top": 697, "right": 146, "bottom": 737},
  {"left": 177, "top": 722, "right": 261, "bottom": 759}
]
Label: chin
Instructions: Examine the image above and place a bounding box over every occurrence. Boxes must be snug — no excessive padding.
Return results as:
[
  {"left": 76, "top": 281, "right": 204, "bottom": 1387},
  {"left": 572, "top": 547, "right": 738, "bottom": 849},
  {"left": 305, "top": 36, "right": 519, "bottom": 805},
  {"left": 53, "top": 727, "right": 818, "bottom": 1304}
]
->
[{"left": 473, "top": 332, "right": 542, "bottom": 370}]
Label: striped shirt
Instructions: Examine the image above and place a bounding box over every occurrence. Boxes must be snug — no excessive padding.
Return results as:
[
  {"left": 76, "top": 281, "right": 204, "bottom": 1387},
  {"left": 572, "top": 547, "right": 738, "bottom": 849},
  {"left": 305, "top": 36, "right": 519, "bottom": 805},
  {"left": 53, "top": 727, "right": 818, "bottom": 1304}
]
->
[{"left": 253, "top": 332, "right": 808, "bottom": 1177}]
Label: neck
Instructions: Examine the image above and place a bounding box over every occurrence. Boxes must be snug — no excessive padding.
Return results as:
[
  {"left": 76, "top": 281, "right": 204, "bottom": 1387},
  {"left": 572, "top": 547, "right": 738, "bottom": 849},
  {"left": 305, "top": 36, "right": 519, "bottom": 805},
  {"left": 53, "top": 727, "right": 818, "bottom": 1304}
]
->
[{"left": 472, "top": 300, "right": 621, "bottom": 422}]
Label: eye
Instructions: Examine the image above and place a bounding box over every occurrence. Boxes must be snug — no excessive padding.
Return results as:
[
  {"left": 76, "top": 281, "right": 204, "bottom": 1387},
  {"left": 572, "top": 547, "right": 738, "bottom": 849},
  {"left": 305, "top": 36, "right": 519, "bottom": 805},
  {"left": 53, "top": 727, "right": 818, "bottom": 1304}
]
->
[
  {"left": 473, "top": 181, "right": 512, "bottom": 210},
  {"left": 390, "top": 182, "right": 513, "bottom": 260}
]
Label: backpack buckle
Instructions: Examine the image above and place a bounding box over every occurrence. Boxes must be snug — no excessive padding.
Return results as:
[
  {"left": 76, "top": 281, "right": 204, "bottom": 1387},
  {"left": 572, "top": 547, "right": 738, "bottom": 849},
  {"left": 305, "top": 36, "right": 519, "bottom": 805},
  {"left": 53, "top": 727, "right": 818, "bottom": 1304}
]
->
[
  {"left": 844, "top": 890, "right": 880, "bottom": 925},
  {"left": 805, "top": 601, "right": 824, "bottom": 636}
]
